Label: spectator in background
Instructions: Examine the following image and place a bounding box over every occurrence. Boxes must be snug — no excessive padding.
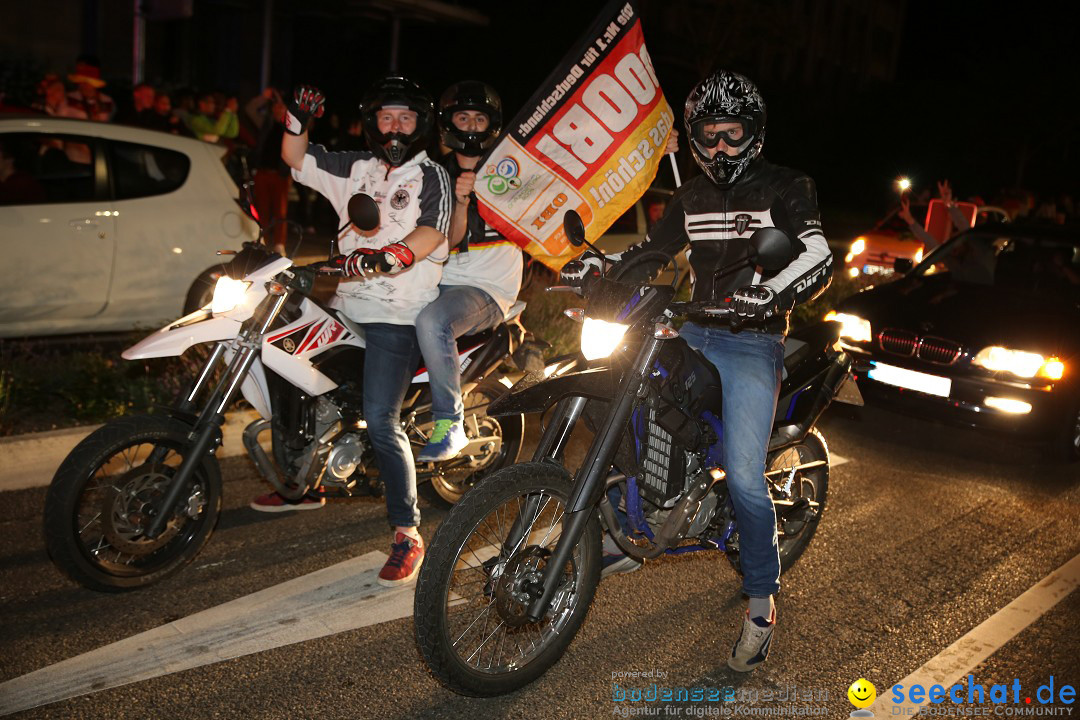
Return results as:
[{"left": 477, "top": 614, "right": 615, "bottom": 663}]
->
[
  {"left": 0, "top": 138, "right": 45, "bottom": 205},
  {"left": 67, "top": 58, "right": 114, "bottom": 121},
  {"left": 245, "top": 87, "right": 292, "bottom": 254},
  {"left": 34, "top": 76, "right": 87, "bottom": 119},
  {"left": 182, "top": 92, "right": 238, "bottom": 143},
  {"left": 143, "top": 91, "right": 184, "bottom": 135},
  {"left": 117, "top": 82, "right": 156, "bottom": 126}
]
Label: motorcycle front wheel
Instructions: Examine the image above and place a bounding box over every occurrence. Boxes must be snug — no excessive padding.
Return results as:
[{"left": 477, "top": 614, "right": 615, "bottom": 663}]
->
[
  {"left": 414, "top": 462, "right": 601, "bottom": 696},
  {"left": 43, "top": 415, "right": 222, "bottom": 592}
]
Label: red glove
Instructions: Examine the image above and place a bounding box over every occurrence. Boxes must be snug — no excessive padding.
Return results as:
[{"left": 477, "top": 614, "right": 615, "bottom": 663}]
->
[{"left": 330, "top": 242, "right": 415, "bottom": 277}]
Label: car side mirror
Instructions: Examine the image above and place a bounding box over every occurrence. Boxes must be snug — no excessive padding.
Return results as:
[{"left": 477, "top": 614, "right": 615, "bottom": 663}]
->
[
  {"left": 894, "top": 257, "right": 914, "bottom": 274},
  {"left": 347, "top": 193, "right": 380, "bottom": 232},
  {"left": 563, "top": 209, "right": 586, "bottom": 247},
  {"left": 749, "top": 227, "right": 795, "bottom": 273}
]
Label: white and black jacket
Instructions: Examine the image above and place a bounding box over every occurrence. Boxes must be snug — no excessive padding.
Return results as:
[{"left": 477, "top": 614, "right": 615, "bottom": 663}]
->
[{"left": 617, "top": 158, "right": 832, "bottom": 334}]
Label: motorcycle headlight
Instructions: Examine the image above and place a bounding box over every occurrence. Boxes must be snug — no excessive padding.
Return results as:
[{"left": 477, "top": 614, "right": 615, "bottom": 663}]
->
[
  {"left": 973, "top": 346, "right": 1063, "bottom": 379},
  {"left": 824, "top": 311, "right": 872, "bottom": 343},
  {"left": 210, "top": 276, "right": 252, "bottom": 314},
  {"left": 580, "top": 317, "right": 629, "bottom": 360}
]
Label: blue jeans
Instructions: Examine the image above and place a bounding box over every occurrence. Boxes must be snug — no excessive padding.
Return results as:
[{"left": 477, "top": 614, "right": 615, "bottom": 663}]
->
[
  {"left": 414, "top": 285, "right": 503, "bottom": 422},
  {"left": 678, "top": 322, "right": 784, "bottom": 598},
  {"left": 362, "top": 323, "right": 421, "bottom": 528}
]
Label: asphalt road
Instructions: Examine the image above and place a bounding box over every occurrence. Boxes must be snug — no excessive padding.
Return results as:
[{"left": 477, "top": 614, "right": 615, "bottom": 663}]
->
[{"left": 1, "top": 404, "right": 1078, "bottom": 719}]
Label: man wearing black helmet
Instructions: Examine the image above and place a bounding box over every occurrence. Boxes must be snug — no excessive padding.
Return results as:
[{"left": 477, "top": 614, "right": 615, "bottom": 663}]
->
[
  {"left": 413, "top": 81, "right": 522, "bottom": 462},
  {"left": 253, "top": 77, "right": 452, "bottom": 589},
  {"left": 563, "top": 70, "right": 832, "bottom": 672}
]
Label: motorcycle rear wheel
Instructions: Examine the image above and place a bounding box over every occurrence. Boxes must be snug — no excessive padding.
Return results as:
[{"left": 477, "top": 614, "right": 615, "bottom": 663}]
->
[
  {"left": 43, "top": 415, "right": 222, "bottom": 592},
  {"left": 428, "top": 379, "right": 524, "bottom": 505},
  {"left": 770, "top": 428, "right": 829, "bottom": 573},
  {"left": 414, "top": 462, "right": 601, "bottom": 696}
]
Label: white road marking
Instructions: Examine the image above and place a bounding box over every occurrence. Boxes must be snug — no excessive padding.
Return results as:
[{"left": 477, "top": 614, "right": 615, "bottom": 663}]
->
[
  {"left": 0, "top": 551, "right": 411, "bottom": 717},
  {"left": 833, "top": 453, "right": 850, "bottom": 467},
  {"left": 867, "top": 552, "right": 1080, "bottom": 718}
]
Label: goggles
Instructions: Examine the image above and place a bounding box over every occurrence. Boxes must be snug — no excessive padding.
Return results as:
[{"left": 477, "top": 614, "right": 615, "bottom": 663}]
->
[{"left": 690, "top": 117, "right": 754, "bottom": 150}]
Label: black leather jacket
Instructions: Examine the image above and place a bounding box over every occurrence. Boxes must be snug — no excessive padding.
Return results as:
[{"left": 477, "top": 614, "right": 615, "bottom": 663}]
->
[{"left": 616, "top": 158, "right": 833, "bottom": 334}]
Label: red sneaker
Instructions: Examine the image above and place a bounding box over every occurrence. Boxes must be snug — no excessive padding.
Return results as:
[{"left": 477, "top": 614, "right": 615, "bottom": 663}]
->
[
  {"left": 249, "top": 491, "right": 326, "bottom": 512},
  {"left": 377, "top": 532, "right": 424, "bottom": 587}
]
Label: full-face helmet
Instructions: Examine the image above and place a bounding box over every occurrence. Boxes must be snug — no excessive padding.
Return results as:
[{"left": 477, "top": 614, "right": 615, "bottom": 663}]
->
[
  {"left": 359, "top": 75, "right": 434, "bottom": 166},
  {"left": 684, "top": 70, "right": 766, "bottom": 186},
  {"left": 438, "top": 80, "right": 502, "bottom": 157}
]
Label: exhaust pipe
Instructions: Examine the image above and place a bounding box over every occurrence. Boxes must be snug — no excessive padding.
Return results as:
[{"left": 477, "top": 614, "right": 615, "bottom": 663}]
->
[{"left": 242, "top": 419, "right": 308, "bottom": 501}]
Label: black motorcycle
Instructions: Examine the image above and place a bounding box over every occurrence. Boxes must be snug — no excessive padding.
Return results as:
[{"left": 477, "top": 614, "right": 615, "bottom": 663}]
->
[{"left": 413, "top": 211, "right": 862, "bottom": 695}]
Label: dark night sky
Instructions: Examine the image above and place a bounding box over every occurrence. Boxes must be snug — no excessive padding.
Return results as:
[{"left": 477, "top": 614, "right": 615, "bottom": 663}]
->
[{"left": 300, "top": 0, "right": 1076, "bottom": 219}]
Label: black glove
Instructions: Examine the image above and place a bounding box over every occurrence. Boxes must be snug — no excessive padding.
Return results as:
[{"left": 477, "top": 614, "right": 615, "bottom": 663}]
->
[
  {"left": 284, "top": 85, "right": 326, "bottom": 136},
  {"left": 559, "top": 252, "right": 605, "bottom": 289},
  {"left": 731, "top": 285, "right": 793, "bottom": 320}
]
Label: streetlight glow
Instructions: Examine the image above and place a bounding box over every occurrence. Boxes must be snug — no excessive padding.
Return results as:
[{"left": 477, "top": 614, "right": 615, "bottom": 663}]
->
[{"left": 897, "top": 177, "right": 911, "bottom": 192}]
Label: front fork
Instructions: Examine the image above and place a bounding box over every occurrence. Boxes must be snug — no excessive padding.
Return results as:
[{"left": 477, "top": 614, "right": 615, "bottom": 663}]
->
[
  {"left": 145, "top": 292, "right": 290, "bottom": 539},
  {"left": 524, "top": 335, "right": 663, "bottom": 621}
]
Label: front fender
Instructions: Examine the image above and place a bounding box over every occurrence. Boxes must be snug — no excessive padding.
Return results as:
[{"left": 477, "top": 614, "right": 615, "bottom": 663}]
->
[
  {"left": 488, "top": 365, "right": 614, "bottom": 417},
  {"left": 122, "top": 311, "right": 242, "bottom": 359}
]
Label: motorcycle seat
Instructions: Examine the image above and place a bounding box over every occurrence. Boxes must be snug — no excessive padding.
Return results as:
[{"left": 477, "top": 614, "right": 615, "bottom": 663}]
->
[{"left": 782, "top": 321, "right": 841, "bottom": 379}]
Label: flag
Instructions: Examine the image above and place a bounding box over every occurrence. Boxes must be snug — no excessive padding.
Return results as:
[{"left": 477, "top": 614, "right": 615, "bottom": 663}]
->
[{"left": 475, "top": 0, "right": 674, "bottom": 272}]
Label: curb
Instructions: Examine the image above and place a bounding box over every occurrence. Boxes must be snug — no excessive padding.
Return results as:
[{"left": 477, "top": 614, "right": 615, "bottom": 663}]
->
[{"left": 0, "top": 409, "right": 263, "bottom": 493}]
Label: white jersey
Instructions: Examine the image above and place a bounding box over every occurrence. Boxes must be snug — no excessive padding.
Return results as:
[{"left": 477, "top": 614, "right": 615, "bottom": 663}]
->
[
  {"left": 293, "top": 145, "right": 451, "bottom": 325},
  {"left": 441, "top": 233, "right": 522, "bottom": 316}
]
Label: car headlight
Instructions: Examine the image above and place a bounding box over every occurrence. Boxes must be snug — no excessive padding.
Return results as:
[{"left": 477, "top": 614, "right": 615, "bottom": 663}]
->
[
  {"left": 849, "top": 237, "right": 866, "bottom": 256},
  {"left": 824, "top": 311, "right": 872, "bottom": 343},
  {"left": 580, "top": 317, "right": 629, "bottom": 360},
  {"left": 972, "top": 346, "right": 1065, "bottom": 379},
  {"left": 210, "top": 276, "right": 252, "bottom": 314}
]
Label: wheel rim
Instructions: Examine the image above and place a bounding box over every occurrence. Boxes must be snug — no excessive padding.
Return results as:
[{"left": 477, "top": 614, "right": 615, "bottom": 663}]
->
[
  {"left": 441, "top": 488, "right": 582, "bottom": 675},
  {"left": 73, "top": 439, "right": 211, "bottom": 577},
  {"left": 1071, "top": 407, "right": 1080, "bottom": 454},
  {"left": 430, "top": 390, "right": 511, "bottom": 502},
  {"left": 768, "top": 443, "right": 825, "bottom": 557}
]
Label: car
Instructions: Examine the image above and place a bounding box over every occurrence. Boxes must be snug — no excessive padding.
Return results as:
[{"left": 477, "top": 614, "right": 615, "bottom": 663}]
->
[
  {"left": 842, "top": 202, "right": 930, "bottom": 279},
  {"left": 829, "top": 223, "right": 1080, "bottom": 460},
  {"left": 0, "top": 116, "right": 258, "bottom": 337}
]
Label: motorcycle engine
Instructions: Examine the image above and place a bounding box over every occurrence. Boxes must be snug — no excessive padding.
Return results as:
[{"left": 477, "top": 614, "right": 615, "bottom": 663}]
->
[{"left": 326, "top": 433, "right": 364, "bottom": 479}]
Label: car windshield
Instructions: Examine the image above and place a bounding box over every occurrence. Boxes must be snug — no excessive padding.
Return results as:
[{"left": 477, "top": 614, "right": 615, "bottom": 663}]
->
[{"left": 913, "top": 228, "right": 1080, "bottom": 299}]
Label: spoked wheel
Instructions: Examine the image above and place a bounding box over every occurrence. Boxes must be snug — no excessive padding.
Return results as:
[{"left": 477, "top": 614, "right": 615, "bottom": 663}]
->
[
  {"left": 767, "top": 428, "right": 830, "bottom": 573},
  {"left": 428, "top": 379, "right": 524, "bottom": 505},
  {"left": 414, "top": 462, "right": 601, "bottom": 696},
  {"left": 44, "top": 415, "right": 222, "bottom": 592}
]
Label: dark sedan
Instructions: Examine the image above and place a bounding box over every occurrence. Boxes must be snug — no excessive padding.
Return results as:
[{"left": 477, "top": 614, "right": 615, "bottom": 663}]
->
[{"left": 828, "top": 223, "right": 1080, "bottom": 460}]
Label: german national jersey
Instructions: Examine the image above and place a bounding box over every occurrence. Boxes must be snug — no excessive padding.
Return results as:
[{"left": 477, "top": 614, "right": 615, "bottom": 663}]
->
[
  {"left": 293, "top": 145, "right": 451, "bottom": 325},
  {"left": 439, "top": 154, "right": 522, "bottom": 315}
]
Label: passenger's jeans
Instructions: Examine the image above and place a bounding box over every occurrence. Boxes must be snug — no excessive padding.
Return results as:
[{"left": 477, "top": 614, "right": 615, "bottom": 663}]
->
[
  {"left": 362, "top": 323, "right": 421, "bottom": 528},
  {"left": 678, "top": 322, "right": 785, "bottom": 598},
  {"left": 414, "top": 285, "right": 504, "bottom": 422}
]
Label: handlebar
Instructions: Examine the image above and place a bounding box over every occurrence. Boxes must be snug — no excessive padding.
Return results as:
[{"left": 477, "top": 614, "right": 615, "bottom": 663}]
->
[{"left": 668, "top": 299, "right": 733, "bottom": 316}]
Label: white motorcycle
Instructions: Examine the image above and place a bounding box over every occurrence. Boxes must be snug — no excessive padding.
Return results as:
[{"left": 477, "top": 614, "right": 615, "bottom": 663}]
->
[{"left": 43, "top": 194, "right": 525, "bottom": 591}]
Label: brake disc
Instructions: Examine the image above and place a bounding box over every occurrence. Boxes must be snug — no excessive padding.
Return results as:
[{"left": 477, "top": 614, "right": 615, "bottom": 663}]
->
[
  {"left": 101, "top": 464, "right": 185, "bottom": 554},
  {"left": 493, "top": 546, "right": 550, "bottom": 628}
]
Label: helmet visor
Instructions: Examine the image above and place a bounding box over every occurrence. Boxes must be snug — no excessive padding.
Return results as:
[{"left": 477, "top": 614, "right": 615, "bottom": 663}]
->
[{"left": 690, "top": 117, "right": 754, "bottom": 151}]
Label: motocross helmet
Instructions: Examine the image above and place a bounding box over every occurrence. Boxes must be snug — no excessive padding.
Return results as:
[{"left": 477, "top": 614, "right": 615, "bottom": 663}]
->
[
  {"left": 438, "top": 80, "right": 502, "bottom": 157},
  {"left": 684, "top": 69, "right": 766, "bottom": 187},
  {"left": 359, "top": 75, "right": 434, "bottom": 166}
]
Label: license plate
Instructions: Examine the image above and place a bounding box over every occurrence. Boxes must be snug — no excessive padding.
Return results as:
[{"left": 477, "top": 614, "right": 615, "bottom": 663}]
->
[{"left": 868, "top": 362, "right": 951, "bottom": 398}]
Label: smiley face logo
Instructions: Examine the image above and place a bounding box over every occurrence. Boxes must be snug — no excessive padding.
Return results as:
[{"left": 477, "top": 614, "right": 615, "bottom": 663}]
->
[{"left": 848, "top": 678, "right": 876, "bottom": 709}]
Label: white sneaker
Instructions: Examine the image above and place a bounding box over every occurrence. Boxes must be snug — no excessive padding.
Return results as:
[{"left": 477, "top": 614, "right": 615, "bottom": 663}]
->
[
  {"left": 727, "top": 609, "right": 775, "bottom": 672},
  {"left": 601, "top": 532, "right": 642, "bottom": 578}
]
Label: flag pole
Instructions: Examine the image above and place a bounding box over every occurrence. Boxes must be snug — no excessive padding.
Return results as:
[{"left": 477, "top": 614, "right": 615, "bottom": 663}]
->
[{"left": 668, "top": 152, "right": 682, "bottom": 189}]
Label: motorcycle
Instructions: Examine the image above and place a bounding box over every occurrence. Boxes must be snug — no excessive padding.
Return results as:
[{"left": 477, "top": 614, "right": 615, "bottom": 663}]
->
[
  {"left": 43, "top": 194, "right": 525, "bottom": 592},
  {"left": 413, "top": 211, "right": 863, "bottom": 696}
]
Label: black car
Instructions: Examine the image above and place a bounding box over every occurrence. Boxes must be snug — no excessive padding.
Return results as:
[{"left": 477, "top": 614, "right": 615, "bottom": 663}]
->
[{"left": 829, "top": 223, "right": 1080, "bottom": 460}]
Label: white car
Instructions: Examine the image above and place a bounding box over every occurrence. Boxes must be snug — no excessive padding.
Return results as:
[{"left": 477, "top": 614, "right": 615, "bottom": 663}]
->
[{"left": 0, "top": 117, "right": 258, "bottom": 337}]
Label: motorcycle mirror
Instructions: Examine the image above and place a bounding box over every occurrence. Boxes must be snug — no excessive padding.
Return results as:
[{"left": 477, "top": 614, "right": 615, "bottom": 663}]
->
[
  {"left": 749, "top": 227, "right": 795, "bottom": 273},
  {"left": 347, "top": 193, "right": 380, "bottom": 232},
  {"left": 563, "top": 210, "right": 586, "bottom": 247},
  {"left": 237, "top": 181, "right": 259, "bottom": 223}
]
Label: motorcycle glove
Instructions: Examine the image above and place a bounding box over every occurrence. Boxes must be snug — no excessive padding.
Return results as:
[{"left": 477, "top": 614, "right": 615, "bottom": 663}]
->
[
  {"left": 284, "top": 85, "right": 326, "bottom": 136},
  {"left": 731, "top": 284, "right": 794, "bottom": 320},
  {"left": 559, "top": 252, "right": 606, "bottom": 289},
  {"left": 342, "top": 242, "right": 415, "bottom": 276}
]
